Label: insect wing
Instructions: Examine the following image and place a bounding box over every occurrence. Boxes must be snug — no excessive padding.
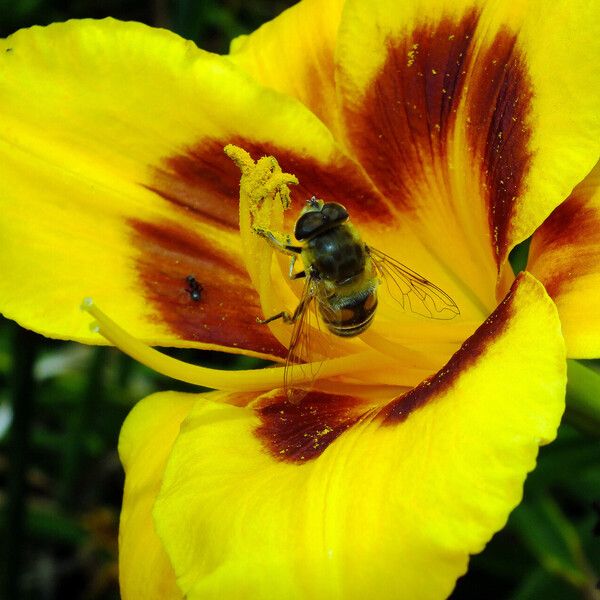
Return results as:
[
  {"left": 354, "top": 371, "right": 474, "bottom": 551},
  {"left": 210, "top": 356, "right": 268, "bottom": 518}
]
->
[
  {"left": 368, "top": 246, "right": 459, "bottom": 319},
  {"left": 283, "top": 276, "right": 331, "bottom": 403}
]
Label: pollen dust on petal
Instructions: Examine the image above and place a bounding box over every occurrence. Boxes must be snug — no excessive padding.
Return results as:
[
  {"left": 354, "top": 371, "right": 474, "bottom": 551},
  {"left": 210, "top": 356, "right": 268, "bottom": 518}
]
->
[{"left": 254, "top": 390, "right": 372, "bottom": 463}]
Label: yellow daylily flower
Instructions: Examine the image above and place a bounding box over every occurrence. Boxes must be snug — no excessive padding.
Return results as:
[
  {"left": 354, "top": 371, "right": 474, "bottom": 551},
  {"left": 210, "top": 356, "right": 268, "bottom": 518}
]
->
[{"left": 1, "top": 0, "right": 599, "bottom": 598}]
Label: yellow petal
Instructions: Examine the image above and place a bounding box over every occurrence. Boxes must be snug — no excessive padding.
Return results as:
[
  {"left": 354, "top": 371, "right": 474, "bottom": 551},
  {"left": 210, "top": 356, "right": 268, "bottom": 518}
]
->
[
  {"left": 152, "top": 272, "right": 565, "bottom": 599},
  {"left": 118, "top": 391, "right": 196, "bottom": 600},
  {"left": 230, "top": 2, "right": 486, "bottom": 328},
  {"left": 0, "top": 18, "right": 481, "bottom": 352},
  {"left": 336, "top": 0, "right": 600, "bottom": 311},
  {"left": 0, "top": 19, "right": 375, "bottom": 359},
  {"left": 529, "top": 162, "right": 600, "bottom": 358},
  {"left": 0, "top": 20, "right": 280, "bottom": 356},
  {"left": 229, "top": 0, "right": 345, "bottom": 137}
]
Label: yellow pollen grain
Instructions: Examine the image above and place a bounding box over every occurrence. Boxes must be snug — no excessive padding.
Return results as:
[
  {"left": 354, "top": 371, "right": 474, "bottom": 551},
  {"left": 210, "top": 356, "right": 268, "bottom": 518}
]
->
[{"left": 407, "top": 43, "right": 419, "bottom": 67}]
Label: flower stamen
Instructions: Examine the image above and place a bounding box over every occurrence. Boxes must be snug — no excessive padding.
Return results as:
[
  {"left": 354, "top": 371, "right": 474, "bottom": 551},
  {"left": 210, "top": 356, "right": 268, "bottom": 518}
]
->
[{"left": 80, "top": 298, "right": 427, "bottom": 392}]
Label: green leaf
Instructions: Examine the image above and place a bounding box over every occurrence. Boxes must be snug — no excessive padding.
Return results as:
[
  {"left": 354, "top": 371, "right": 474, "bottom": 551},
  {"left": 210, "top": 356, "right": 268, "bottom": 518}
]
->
[
  {"left": 565, "top": 360, "right": 600, "bottom": 437},
  {"left": 510, "top": 567, "right": 582, "bottom": 600},
  {"left": 510, "top": 494, "right": 598, "bottom": 594}
]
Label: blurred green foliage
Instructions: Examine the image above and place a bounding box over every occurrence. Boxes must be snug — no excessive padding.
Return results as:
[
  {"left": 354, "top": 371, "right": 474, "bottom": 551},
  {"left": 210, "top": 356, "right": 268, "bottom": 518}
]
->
[
  {"left": 0, "top": 0, "right": 293, "bottom": 52},
  {"left": 1, "top": 2, "right": 599, "bottom": 599}
]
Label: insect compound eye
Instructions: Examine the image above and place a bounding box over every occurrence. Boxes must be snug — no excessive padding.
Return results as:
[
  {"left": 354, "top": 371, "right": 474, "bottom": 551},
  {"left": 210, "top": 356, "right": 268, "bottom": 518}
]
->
[
  {"left": 294, "top": 211, "right": 325, "bottom": 240},
  {"left": 294, "top": 201, "right": 349, "bottom": 240},
  {"left": 321, "top": 202, "right": 349, "bottom": 224}
]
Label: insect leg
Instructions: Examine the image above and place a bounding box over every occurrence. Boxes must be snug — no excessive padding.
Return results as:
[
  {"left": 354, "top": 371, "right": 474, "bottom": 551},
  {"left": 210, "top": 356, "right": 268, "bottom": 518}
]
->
[
  {"left": 254, "top": 226, "right": 302, "bottom": 255},
  {"left": 257, "top": 311, "right": 294, "bottom": 325},
  {"left": 287, "top": 254, "right": 306, "bottom": 280},
  {"left": 257, "top": 293, "right": 310, "bottom": 325}
]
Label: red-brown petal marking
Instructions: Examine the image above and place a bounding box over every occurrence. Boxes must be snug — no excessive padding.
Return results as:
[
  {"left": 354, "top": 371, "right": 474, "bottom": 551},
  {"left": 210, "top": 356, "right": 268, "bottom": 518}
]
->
[
  {"left": 130, "top": 137, "right": 392, "bottom": 351},
  {"left": 530, "top": 188, "right": 599, "bottom": 300},
  {"left": 466, "top": 31, "right": 533, "bottom": 263},
  {"left": 270, "top": 146, "right": 394, "bottom": 230},
  {"left": 255, "top": 391, "right": 371, "bottom": 463},
  {"left": 344, "top": 11, "right": 533, "bottom": 264},
  {"left": 380, "top": 272, "right": 520, "bottom": 424},
  {"left": 147, "top": 137, "right": 391, "bottom": 230},
  {"left": 344, "top": 11, "right": 480, "bottom": 210},
  {"left": 146, "top": 142, "right": 241, "bottom": 231},
  {"left": 129, "top": 218, "right": 287, "bottom": 357}
]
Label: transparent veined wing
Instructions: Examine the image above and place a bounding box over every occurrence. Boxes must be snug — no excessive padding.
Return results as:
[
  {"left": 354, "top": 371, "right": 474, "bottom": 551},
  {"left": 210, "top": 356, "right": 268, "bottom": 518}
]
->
[
  {"left": 283, "top": 275, "right": 334, "bottom": 403},
  {"left": 367, "top": 246, "right": 460, "bottom": 319}
]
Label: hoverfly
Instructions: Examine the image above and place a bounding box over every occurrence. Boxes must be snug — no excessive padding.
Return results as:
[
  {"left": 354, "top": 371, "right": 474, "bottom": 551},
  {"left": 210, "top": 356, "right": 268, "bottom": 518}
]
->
[{"left": 255, "top": 196, "right": 459, "bottom": 401}]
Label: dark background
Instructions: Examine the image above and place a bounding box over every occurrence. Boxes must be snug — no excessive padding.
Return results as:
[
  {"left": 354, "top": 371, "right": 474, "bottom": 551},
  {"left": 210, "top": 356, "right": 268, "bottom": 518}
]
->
[{"left": 1, "top": 1, "right": 599, "bottom": 598}]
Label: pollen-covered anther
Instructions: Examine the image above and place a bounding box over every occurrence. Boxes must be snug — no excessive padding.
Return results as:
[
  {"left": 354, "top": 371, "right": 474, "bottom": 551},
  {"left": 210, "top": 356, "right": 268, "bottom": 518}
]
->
[{"left": 224, "top": 144, "right": 298, "bottom": 228}]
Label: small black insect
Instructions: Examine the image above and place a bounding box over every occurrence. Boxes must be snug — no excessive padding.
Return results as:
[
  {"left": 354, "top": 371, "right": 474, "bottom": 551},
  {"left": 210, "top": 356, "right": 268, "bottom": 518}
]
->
[{"left": 185, "top": 275, "right": 203, "bottom": 302}]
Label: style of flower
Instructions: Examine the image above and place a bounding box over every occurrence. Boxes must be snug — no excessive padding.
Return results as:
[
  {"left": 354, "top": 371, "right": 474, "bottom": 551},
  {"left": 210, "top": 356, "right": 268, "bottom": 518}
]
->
[{"left": 0, "top": 0, "right": 599, "bottom": 598}]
